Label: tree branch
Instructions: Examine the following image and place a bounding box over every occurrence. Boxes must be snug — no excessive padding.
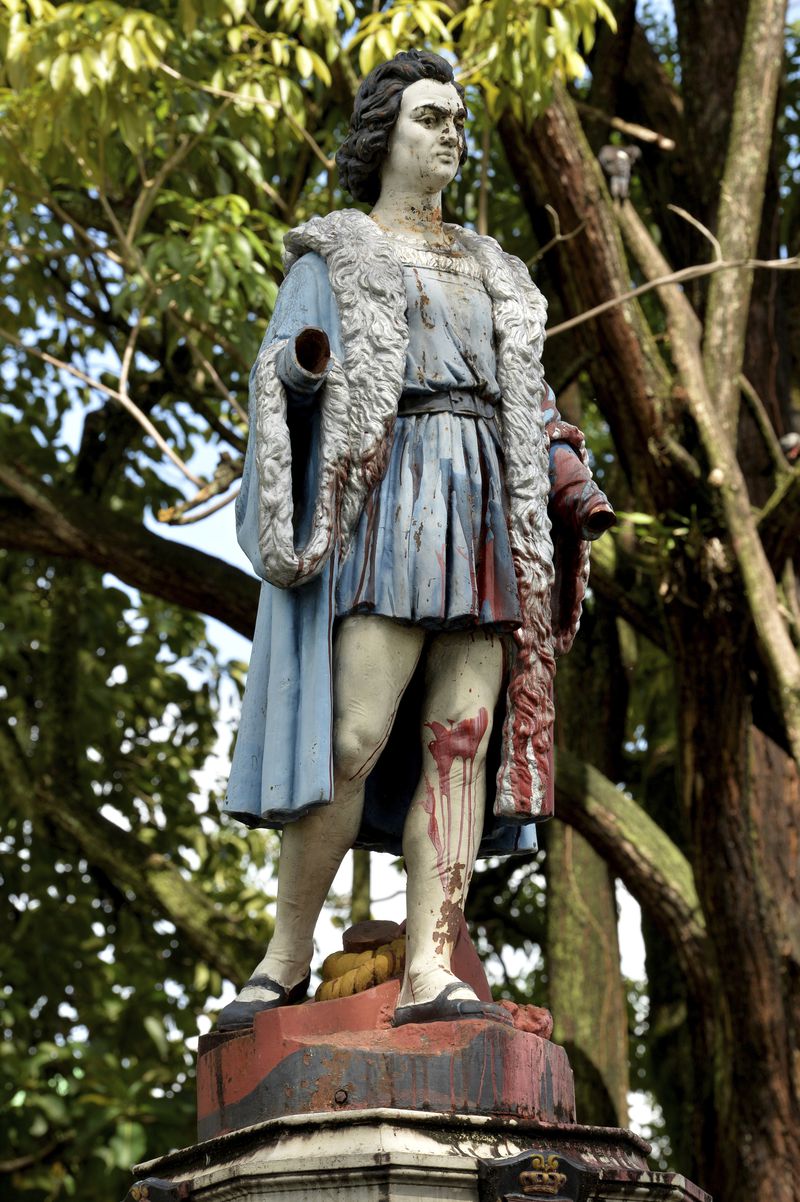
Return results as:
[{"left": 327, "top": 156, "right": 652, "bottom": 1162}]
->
[
  {"left": 0, "top": 474, "right": 258, "bottom": 639},
  {"left": 739, "top": 373, "right": 788, "bottom": 473},
  {"left": 0, "top": 716, "right": 263, "bottom": 984},
  {"left": 701, "top": 0, "right": 789, "bottom": 434},
  {"left": 546, "top": 251, "right": 799, "bottom": 340},
  {"left": 0, "top": 327, "right": 204, "bottom": 487},
  {"left": 758, "top": 464, "right": 800, "bottom": 565},
  {"left": 617, "top": 199, "right": 800, "bottom": 764},
  {"left": 573, "top": 98, "right": 676, "bottom": 150},
  {"left": 499, "top": 83, "right": 672, "bottom": 502},
  {"left": 0, "top": 1132, "right": 76, "bottom": 1175},
  {"left": 126, "top": 113, "right": 224, "bottom": 247},
  {"left": 554, "top": 748, "right": 710, "bottom": 999}
]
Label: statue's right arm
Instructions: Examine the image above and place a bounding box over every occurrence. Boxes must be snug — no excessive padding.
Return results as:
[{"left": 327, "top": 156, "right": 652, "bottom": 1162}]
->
[{"left": 265, "top": 253, "right": 340, "bottom": 408}]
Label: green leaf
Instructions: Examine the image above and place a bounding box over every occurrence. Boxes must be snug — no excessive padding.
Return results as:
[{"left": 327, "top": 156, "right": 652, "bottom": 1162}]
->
[
  {"left": 70, "top": 51, "right": 92, "bottom": 96},
  {"left": 296, "top": 45, "right": 313, "bottom": 78},
  {"left": 143, "top": 1015, "right": 169, "bottom": 1060},
  {"left": 49, "top": 52, "right": 70, "bottom": 91},
  {"left": 118, "top": 36, "right": 140, "bottom": 73}
]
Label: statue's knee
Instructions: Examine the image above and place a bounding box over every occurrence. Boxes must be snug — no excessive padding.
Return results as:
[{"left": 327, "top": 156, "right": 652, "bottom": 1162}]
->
[
  {"left": 333, "top": 716, "right": 384, "bottom": 782},
  {"left": 426, "top": 703, "right": 493, "bottom": 765}
]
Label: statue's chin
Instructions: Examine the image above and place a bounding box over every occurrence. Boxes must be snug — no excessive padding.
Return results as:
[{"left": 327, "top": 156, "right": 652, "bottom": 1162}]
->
[{"left": 425, "top": 161, "right": 459, "bottom": 192}]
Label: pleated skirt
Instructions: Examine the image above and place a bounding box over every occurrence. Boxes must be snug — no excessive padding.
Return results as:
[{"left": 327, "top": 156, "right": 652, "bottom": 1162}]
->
[{"left": 335, "top": 412, "right": 522, "bottom": 631}]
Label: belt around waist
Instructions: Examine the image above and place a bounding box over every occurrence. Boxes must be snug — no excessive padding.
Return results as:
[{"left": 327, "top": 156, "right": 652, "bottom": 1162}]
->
[{"left": 397, "top": 390, "right": 498, "bottom": 420}]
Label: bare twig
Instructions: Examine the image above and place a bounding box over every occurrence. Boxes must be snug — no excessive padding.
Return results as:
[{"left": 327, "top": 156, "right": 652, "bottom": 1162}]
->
[
  {"left": 0, "top": 243, "right": 79, "bottom": 260},
  {"left": 11, "top": 184, "right": 125, "bottom": 267},
  {"left": 160, "top": 484, "right": 241, "bottom": 525},
  {"left": 257, "top": 175, "right": 291, "bottom": 218},
  {"left": 118, "top": 313, "right": 144, "bottom": 400},
  {"left": 739, "top": 373, "right": 788, "bottom": 473},
  {"left": 454, "top": 54, "right": 496, "bottom": 86},
  {"left": 0, "top": 327, "right": 204, "bottom": 487},
  {"left": 528, "top": 205, "right": 587, "bottom": 267},
  {"left": 574, "top": 99, "right": 677, "bottom": 151},
  {"left": 65, "top": 141, "right": 131, "bottom": 256},
  {"left": 546, "top": 251, "right": 800, "bottom": 339},
  {"left": 667, "top": 204, "right": 723, "bottom": 261},
  {"left": 757, "top": 463, "right": 800, "bottom": 559},
  {"left": 157, "top": 454, "right": 242, "bottom": 523},
  {"left": 182, "top": 332, "right": 248, "bottom": 423},
  {"left": 0, "top": 1132, "right": 76, "bottom": 1174}
]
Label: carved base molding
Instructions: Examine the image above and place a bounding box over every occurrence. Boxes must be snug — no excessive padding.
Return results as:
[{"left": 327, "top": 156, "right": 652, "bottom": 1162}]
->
[{"left": 125, "top": 1106, "right": 709, "bottom": 1202}]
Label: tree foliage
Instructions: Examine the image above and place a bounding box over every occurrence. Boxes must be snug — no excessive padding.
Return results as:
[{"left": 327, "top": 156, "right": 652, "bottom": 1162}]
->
[{"left": 1, "top": 2, "right": 799, "bottom": 1201}]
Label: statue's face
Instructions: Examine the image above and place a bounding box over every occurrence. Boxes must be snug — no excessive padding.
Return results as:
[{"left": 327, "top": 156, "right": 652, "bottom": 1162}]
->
[{"left": 382, "top": 78, "right": 466, "bottom": 194}]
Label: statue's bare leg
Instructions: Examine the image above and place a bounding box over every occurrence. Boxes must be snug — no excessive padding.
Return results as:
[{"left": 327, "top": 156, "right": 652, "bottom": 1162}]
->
[
  {"left": 399, "top": 629, "right": 503, "bottom": 1009},
  {"left": 227, "top": 616, "right": 425, "bottom": 1013}
]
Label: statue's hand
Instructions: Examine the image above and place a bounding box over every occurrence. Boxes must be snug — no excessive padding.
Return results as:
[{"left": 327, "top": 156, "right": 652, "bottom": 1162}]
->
[{"left": 295, "top": 326, "right": 331, "bottom": 376}]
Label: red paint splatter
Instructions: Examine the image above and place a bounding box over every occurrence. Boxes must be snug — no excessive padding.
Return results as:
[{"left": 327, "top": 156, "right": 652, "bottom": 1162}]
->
[
  {"left": 423, "top": 708, "right": 489, "bottom": 894},
  {"left": 426, "top": 708, "right": 489, "bottom": 778}
]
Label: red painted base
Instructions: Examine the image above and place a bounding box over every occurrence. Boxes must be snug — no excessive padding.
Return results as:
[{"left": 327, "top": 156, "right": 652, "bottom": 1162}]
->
[{"left": 196, "top": 980, "right": 575, "bottom": 1141}]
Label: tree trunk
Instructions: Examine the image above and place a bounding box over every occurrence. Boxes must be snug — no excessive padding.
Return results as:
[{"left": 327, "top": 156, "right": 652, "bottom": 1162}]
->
[
  {"left": 674, "top": 614, "right": 800, "bottom": 1200},
  {"left": 546, "top": 824, "right": 629, "bottom": 1126},
  {"left": 351, "top": 850, "right": 372, "bottom": 924},
  {"left": 548, "top": 603, "right": 630, "bottom": 1127}
]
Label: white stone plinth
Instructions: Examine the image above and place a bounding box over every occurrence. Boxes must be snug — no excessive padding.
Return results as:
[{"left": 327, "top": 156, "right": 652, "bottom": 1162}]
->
[{"left": 131, "top": 1106, "right": 669, "bottom": 1202}]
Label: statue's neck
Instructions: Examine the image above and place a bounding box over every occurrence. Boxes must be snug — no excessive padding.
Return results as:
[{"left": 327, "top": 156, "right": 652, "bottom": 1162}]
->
[{"left": 370, "top": 184, "right": 448, "bottom": 246}]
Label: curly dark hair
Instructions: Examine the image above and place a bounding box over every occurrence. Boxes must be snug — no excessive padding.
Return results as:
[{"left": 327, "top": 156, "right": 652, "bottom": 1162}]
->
[{"left": 336, "top": 49, "right": 467, "bottom": 204}]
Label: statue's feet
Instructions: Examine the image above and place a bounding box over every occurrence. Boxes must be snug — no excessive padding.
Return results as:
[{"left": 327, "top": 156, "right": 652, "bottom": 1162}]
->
[
  {"left": 392, "top": 981, "right": 512, "bottom": 1028},
  {"left": 217, "top": 971, "right": 310, "bottom": 1033}
]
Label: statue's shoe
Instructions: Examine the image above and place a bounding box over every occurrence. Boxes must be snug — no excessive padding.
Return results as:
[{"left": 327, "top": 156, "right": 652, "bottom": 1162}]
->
[
  {"left": 217, "top": 972, "right": 311, "bottom": 1033},
  {"left": 391, "top": 982, "right": 513, "bottom": 1028}
]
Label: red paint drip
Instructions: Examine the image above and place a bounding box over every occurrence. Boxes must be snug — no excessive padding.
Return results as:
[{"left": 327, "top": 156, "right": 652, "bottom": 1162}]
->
[
  {"left": 423, "top": 708, "right": 489, "bottom": 880},
  {"left": 427, "top": 708, "right": 489, "bottom": 778}
]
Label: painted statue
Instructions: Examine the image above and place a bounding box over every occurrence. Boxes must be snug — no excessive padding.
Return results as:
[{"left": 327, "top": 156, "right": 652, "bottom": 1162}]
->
[{"left": 218, "top": 50, "right": 615, "bottom": 1032}]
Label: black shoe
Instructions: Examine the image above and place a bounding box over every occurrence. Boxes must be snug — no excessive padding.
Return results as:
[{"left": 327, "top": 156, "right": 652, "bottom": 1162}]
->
[
  {"left": 392, "top": 982, "right": 513, "bottom": 1028},
  {"left": 217, "top": 972, "right": 311, "bottom": 1033}
]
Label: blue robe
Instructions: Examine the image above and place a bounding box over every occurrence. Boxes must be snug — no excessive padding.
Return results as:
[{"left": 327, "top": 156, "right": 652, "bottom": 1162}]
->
[{"left": 225, "top": 252, "right": 543, "bottom": 856}]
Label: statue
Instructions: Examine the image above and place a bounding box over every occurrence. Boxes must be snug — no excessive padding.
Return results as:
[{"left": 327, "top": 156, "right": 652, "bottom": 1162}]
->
[{"left": 217, "top": 49, "right": 615, "bottom": 1033}]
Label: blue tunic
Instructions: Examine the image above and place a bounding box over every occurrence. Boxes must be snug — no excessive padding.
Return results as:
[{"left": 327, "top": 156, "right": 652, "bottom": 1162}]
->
[
  {"left": 225, "top": 249, "right": 537, "bottom": 856},
  {"left": 336, "top": 254, "right": 521, "bottom": 630}
]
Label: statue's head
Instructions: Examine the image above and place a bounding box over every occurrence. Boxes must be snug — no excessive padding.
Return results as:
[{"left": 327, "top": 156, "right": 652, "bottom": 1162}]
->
[{"left": 336, "top": 50, "right": 467, "bottom": 204}]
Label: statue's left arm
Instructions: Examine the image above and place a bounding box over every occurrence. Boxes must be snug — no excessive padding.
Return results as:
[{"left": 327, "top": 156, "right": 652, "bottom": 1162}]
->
[{"left": 541, "top": 383, "right": 616, "bottom": 541}]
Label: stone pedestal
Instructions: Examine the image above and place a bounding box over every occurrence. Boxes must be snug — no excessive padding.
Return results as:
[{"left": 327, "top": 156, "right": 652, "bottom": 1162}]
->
[
  {"left": 196, "top": 981, "right": 573, "bottom": 1140},
  {"left": 130, "top": 1107, "right": 708, "bottom": 1202},
  {"left": 126, "top": 984, "right": 710, "bottom": 1202}
]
